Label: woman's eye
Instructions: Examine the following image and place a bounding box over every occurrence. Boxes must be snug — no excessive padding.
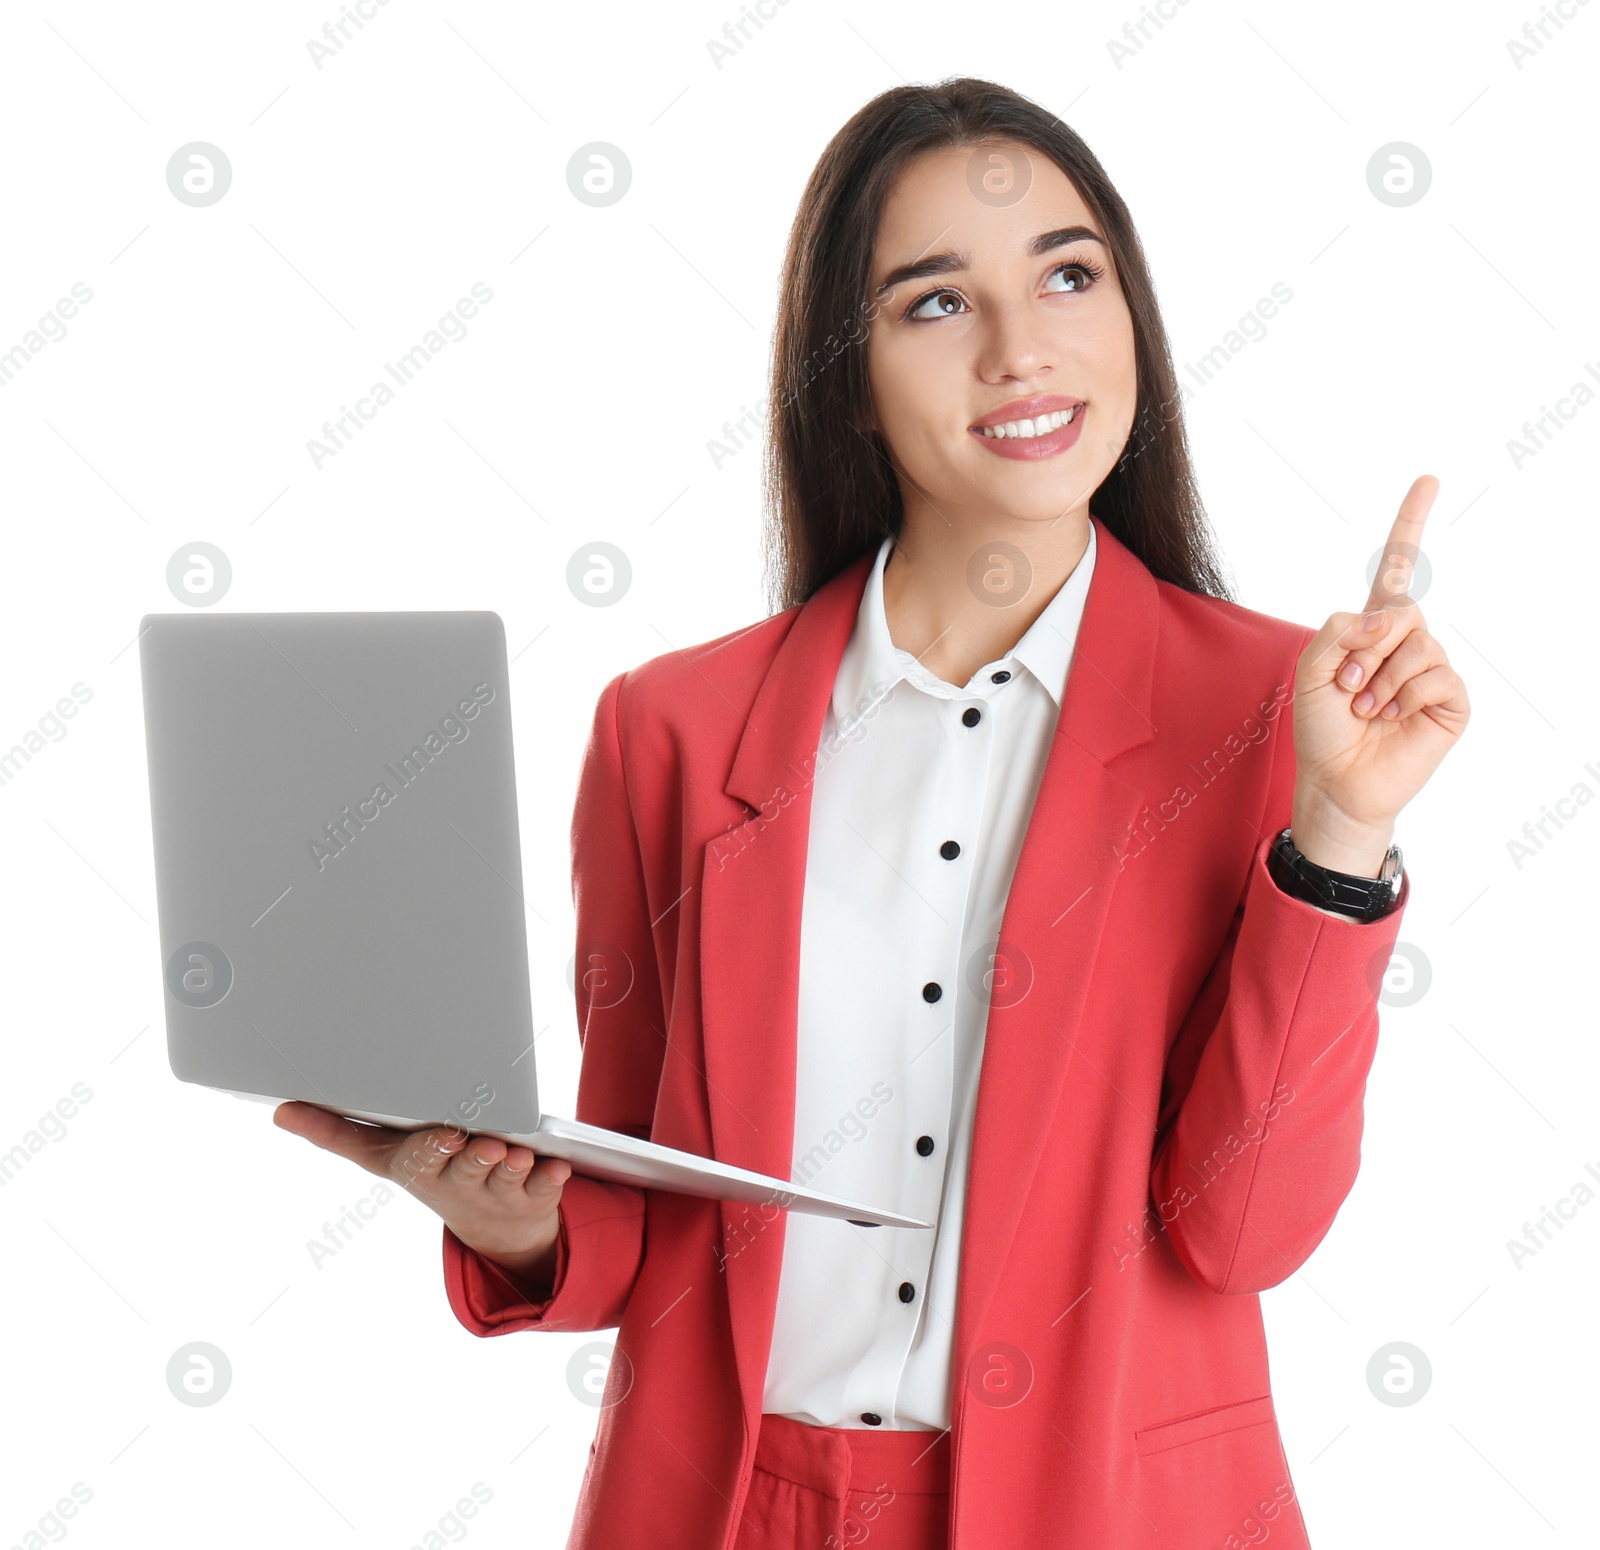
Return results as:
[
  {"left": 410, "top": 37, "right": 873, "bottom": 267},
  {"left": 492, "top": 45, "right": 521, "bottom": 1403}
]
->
[
  {"left": 1045, "top": 260, "right": 1102, "bottom": 293},
  {"left": 906, "top": 288, "right": 967, "bottom": 321}
]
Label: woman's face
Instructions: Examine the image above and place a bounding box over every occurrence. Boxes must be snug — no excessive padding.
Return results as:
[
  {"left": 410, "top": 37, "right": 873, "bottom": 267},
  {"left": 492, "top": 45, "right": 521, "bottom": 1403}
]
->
[{"left": 864, "top": 140, "right": 1138, "bottom": 533}]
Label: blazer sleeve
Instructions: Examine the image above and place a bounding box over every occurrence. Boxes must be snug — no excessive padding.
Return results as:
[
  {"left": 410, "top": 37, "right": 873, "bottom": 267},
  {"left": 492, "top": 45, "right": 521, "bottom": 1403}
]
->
[
  {"left": 1147, "top": 626, "right": 1412, "bottom": 1295},
  {"left": 442, "top": 669, "right": 667, "bottom": 1335}
]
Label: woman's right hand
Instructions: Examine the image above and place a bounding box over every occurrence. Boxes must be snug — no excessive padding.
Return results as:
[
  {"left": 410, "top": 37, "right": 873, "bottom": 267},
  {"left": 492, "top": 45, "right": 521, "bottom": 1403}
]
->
[{"left": 272, "top": 1100, "right": 573, "bottom": 1294}]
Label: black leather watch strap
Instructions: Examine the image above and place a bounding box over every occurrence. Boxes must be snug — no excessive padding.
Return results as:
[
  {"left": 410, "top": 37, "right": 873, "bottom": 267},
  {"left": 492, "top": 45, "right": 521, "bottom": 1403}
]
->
[{"left": 1267, "top": 826, "right": 1403, "bottom": 923}]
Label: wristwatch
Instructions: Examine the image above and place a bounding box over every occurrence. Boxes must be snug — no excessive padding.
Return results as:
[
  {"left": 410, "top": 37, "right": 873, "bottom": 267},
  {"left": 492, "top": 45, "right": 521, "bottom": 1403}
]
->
[{"left": 1267, "top": 826, "right": 1404, "bottom": 923}]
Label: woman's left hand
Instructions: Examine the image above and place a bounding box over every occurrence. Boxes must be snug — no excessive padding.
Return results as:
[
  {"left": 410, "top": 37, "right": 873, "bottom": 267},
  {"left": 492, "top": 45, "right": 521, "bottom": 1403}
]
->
[{"left": 1289, "top": 474, "right": 1471, "bottom": 876}]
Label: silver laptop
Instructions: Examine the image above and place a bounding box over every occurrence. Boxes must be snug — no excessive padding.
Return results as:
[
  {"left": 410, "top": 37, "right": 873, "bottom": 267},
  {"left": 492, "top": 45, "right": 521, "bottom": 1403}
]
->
[{"left": 138, "top": 610, "right": 928, "bottom": 1231}]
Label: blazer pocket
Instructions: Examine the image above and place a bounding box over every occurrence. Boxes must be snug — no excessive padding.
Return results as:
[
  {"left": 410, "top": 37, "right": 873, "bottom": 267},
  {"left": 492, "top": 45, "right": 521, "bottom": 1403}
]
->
[{"left": 1134, "top": 1395, "right": 1276, "bottom": 1457}]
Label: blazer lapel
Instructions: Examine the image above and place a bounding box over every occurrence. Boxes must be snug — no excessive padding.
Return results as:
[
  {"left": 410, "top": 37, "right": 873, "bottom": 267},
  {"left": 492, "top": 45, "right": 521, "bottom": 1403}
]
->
[
  {"left": 698, "top": 550, "right": 871, "bottom": 1423},
  {"left": 949, "top": 521, "right": 1157, "bottom": 1421},
  {"left": 698, "top": 515, "right": 1158, "bottom": 1434}
]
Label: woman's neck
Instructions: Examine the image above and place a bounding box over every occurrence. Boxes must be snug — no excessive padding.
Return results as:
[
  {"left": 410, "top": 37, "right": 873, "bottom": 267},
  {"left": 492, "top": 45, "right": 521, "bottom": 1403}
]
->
[{"left": 881, "top": 513, "right": 1093, "bottom": 689}]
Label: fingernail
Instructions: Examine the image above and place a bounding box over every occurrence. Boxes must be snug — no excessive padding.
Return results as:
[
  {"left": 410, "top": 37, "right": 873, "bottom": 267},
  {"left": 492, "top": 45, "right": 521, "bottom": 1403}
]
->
[
  {"left": 1362, "top": 610, "right": 1385, "bottom": 631},
  {"left": 1338, "top": 661, "right": 1363, "bottom": 688}
]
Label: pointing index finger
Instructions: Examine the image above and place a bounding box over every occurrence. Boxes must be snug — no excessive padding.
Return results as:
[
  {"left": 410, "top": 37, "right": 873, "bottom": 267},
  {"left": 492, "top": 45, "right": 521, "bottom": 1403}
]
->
[{"left": 1365, "top": 474, "right": 1439, "bottom": 612}]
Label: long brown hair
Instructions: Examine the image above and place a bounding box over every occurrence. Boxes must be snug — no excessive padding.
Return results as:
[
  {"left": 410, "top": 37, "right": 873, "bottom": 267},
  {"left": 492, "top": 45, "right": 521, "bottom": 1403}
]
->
[{"left": 761, "top": 76, "right": 1236, "bottom": 613}]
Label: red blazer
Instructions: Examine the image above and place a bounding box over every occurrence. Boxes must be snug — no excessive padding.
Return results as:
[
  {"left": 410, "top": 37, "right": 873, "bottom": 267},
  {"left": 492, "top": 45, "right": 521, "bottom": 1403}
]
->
[{"left": 442, "top": 513, "right": 1411, "bottom": 1549}]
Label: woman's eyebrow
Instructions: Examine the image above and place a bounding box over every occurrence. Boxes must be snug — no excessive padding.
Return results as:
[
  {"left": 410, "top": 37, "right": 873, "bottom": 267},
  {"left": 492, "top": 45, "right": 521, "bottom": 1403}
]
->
[{"left": 874, "top": 225, "right": 1106, "bottom": 297}]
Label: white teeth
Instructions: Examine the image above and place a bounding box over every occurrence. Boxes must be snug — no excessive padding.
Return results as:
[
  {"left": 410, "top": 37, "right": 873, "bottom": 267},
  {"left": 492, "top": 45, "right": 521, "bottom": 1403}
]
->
[{"left": 979, "top": 406, "right": 1079, "bottom": 438}]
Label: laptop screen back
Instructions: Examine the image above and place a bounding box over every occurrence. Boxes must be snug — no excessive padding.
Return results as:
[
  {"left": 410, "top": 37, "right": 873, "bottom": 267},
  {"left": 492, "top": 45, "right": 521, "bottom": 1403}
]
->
[{"left": 139, "top": 610, "right": 540, "bottom": 1134}]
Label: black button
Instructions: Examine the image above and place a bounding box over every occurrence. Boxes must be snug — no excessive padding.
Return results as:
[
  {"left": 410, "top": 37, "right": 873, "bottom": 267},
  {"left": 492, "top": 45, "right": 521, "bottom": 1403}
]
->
[
  {"left": 990, "top": 669, "right": 1011, "bottom": 684},
  {"left": 861, "top": 1412, "right": 882, "bottom": 1426},
  {"left": 899, "top": 1282, "right": 916, "bottom": 1303},
  {"left": 916, "top": 1135, "right": 935, "bottom": 1156},
  {"left": 961, "top": 707, "right": 982, "bottom": 727},
  {"left": 921, "top": 982, "right": 942, "bottom": 1003},
  {"left": 940, "top": 840, "right": 961, "bottom": 860}
]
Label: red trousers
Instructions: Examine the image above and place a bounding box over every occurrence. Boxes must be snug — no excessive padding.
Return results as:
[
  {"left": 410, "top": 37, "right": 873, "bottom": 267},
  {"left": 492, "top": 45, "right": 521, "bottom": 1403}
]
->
[{"left": 732, "top": 1412, "right": 952, "bottom": 1550}]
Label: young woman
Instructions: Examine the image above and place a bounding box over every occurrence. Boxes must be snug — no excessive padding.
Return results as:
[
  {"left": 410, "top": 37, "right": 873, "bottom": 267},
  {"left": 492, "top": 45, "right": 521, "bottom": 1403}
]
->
[{"left": 278, "top": 78, "right": 1467, "bottom": 1550}]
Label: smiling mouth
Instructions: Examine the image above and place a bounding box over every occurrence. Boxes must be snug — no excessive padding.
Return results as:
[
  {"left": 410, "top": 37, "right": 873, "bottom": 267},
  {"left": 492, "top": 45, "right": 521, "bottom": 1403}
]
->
[{"left": 974, "top": 405, "right": 1081, "bottom": 439}]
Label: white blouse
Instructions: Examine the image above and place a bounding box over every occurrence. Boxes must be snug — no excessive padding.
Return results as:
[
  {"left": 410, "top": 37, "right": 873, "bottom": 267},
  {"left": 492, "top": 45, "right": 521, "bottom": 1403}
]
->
[{"left": 760, "top": 523, "right": 1098, "bottom": 1431}]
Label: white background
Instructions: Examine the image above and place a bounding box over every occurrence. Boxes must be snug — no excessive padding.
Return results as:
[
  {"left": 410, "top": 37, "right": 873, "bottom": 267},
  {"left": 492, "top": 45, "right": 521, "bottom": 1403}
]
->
[{"left": 1, "top": 1, "right": 1595, "bottom": 1546}]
